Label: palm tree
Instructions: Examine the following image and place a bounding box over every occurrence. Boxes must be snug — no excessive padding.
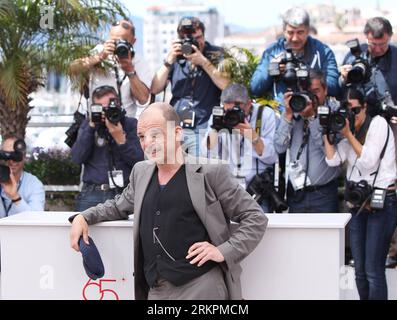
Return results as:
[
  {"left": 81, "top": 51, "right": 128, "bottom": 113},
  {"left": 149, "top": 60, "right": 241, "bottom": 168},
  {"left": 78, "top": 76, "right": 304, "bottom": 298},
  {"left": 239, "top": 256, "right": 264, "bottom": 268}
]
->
[{"left": 0, "top": 0, "right": 128, "bottom": 139}]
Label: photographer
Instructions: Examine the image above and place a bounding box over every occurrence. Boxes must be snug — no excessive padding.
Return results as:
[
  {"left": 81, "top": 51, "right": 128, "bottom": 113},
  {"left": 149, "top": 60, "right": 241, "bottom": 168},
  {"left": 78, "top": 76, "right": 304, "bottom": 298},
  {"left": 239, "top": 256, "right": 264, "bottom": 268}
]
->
[
  {"left": 339, "top": 17, "right": 397, "bottom": 267},
  {"left": 339, "top": 17, "right": 397, "bottom": 106},
  {"left": 70, "top": 19, "right": 151, "bottom": 119},
  {"left": 324, "top": 87, "right": 397, "bottom": 300},
  {"left": 150, "top": 16, "right": 230, "bottom": 156},
  {"left": 202, "top": 83, "right": 278, "bottom": 212},
  {"left": 71, "top": 85, "right": 144, "bottom": 211},
  {"left": 0, "top": 135, "right": 45, "bottom": 218},
  {"left": 250, "top": 7, "right": 339, "bottom": 112},
  {"left": 274, "top": 70, "right": 341, "bottom": 213}
]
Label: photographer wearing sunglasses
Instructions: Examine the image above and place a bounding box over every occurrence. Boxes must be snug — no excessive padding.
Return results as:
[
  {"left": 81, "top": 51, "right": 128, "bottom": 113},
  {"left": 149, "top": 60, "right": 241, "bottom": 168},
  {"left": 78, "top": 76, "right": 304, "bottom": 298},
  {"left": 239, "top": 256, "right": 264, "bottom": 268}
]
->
[
  {"left": 0, "top": 136, "right": 45, "bottom": 218},
  {"left": 324, "top": 87, "right": 397, "bottom": 300},
  {"left": 70, "top": 19, "right": 151, "bottom": 119}
]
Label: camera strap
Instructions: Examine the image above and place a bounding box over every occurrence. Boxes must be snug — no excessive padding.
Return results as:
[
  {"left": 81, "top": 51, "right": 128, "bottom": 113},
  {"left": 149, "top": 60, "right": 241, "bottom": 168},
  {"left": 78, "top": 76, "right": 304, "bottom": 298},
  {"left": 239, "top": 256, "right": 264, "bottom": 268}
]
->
[
  {"left": 296, "top": 119, "right": 310, "bottom": 162},
  {"left": 114, "top": 65, "right": 127, "bottom": 106}
]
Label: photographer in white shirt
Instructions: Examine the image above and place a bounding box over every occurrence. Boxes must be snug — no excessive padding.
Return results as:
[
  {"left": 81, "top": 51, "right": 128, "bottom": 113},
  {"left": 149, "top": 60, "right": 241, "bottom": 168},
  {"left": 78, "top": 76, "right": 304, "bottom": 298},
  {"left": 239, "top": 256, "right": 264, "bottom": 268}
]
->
[{"left": 324, "top": 87, "right": 397, "bottom": 300}]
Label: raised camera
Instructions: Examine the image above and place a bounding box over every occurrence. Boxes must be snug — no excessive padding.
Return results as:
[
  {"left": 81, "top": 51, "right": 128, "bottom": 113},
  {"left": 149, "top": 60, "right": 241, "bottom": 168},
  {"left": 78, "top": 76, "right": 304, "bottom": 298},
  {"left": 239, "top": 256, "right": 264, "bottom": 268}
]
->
[
  {"left": 104, "top": 98, "right": 124, "bottom": 125},
  {"left": 211, "top": 105, "right": 245, "bottom": 131},
  {"left": 90, "top": 104, "right": 103, "bottom": 125},
  {"left": 114, "top": 39, "right": 135, "bottom": 59},
  {"left": 345, "top": 39, "right": 371, "bottom": 85},
  {"left": 0, "top": 139, "right": 25, "bottom": 183}
]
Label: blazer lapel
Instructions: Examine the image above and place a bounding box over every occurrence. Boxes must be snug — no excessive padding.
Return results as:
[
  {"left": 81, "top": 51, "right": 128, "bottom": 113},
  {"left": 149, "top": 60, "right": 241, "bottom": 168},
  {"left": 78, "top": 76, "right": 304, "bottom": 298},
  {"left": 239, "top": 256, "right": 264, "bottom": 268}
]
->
[
  {"left": 185, "top": 159, "right": 207, "bottom": 226},
  {"left": 133, "top": 161, "right": 156, "bottom": 240}
]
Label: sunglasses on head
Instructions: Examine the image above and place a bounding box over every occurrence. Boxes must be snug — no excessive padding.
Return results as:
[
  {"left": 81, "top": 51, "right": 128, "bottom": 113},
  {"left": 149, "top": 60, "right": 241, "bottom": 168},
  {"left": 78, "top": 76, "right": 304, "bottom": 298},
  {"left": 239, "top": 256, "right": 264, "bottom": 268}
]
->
[
  {"left": 350, "top": 106, "right": 363, "bottom": 115},
  {"left": 112, "top": 21, "right": 133, "bottom": 30}
]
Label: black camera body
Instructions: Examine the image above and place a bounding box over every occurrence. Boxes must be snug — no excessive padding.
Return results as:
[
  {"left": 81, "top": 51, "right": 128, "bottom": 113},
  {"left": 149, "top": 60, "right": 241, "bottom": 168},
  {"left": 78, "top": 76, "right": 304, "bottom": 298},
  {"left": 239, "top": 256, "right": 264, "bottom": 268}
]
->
[
  {"left": 89, "top": 99, "right": 125, "bottom": 126},
  {"left": 114, "top": 39, "right": 135, "bottom": 59},
  {"left": 269, "top": 50, "right": 312, "bottom": 113},
  {"left": 344, "top": 180, "right": 373, "bottom": 207},
  {"left": 318, "top": 105, "right": 354, "bottom": 133},
  {"left": 212, "top": 104, "right": 245, "bottom": 131},
  {"left": 0, "top": 139, "right": 26, "bottom": 183},
  {"left": 345, "top": 39, "right": 372, "bottom": 85},
  {"left": 104, "top": 98, "right": 124, "bottom": 125},
  {"left": 246, "top": 168, "right": 288, "bottom": 212},
  {"left": 65, "top": 111, "right": 86, "bottom": 148},
  {"left": 177, "top": 18, "right": 199, "bottom": 58},
  {"left": 179, "top": 35, "right": 199, "bottom": 56}
]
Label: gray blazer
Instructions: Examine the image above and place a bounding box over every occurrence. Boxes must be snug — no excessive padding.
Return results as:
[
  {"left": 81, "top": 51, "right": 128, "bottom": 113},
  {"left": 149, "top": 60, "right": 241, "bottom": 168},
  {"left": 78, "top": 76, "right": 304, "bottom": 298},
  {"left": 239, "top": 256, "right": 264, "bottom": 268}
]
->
[{"left": 80, "top": 156, "right": 268, "bottom": 300}]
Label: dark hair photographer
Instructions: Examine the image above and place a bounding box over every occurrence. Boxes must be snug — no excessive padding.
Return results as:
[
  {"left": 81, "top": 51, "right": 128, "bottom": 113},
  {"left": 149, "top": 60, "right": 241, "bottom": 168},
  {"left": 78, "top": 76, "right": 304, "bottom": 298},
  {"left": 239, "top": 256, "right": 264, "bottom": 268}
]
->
[
  {"left": 324, "top": 87, "right": 397, "bottom": 300},
  {"left": 150, "top": 16, "right": 230, "bottom": 156},
  {"left": 71, "top": 85, "right": 144, "bottom": 212},
  {"left": 274, "top": 70, "right": 342, "bottom": 213}
]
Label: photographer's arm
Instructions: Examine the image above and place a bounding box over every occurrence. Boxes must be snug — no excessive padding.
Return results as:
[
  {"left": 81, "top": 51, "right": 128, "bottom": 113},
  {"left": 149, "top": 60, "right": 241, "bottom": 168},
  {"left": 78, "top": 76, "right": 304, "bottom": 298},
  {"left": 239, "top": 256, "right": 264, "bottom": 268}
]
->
[
  {"left": 323, "top": 135, "right": 347, "bottom": 166},
  {"left": 250, "top": 50, "right": 274, "bottom": 97},
  {"left": 71, "top": 120, "right": 95, "bottom": 164},
  {"left": 187, "top": 45, "right": 230, "bottom": 90},
  {"left": 151, "top": 41, "right": 181, "bottom": 95},
  {"left": 69, "top": 41, "right": 114, "bottom": 76}
]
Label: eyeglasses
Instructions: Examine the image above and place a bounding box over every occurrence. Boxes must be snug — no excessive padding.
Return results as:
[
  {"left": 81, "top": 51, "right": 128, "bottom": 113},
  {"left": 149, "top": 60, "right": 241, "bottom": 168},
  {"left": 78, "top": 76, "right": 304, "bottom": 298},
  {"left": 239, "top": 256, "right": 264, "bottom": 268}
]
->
[
  {"left": 350, "top": 106, "right": 364, "bottom": 115},
  {"left": 112, "top": 21, "right": 135, "bottom": 36},
  {"left": 366, "top": 39, "right": 389, "bottom": 49},
  {"left": 92, "top": 85, "right": 118, "bottom": 96}
]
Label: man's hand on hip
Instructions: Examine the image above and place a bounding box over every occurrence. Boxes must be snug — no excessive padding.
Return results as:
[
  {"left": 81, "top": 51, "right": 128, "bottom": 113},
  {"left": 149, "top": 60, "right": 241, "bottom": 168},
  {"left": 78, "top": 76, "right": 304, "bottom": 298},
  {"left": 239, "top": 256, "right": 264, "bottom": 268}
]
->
[{"left": 186, "top": 241, "right": 225, "bottom": 267}]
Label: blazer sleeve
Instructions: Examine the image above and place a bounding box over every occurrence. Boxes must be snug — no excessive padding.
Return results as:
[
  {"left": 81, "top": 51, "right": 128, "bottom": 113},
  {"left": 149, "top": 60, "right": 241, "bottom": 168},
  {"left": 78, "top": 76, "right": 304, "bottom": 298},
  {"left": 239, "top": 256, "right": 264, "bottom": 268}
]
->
[
  {"left": 78, "top": 162, "right": 138, "bottom": 224},
  {"left": 213, "top": 163, "right": 268, "bottom": 266}
]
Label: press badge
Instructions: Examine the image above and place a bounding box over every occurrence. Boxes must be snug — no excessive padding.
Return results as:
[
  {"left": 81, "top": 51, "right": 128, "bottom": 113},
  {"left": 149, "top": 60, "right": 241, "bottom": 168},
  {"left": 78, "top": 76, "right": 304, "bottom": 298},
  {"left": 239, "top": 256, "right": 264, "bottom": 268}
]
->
[
  {"left": 108, "top": 170, "right": 124, "bottom": 189},
  {"left": 289, "top": 161, "right": 311, "bottom": 191}
]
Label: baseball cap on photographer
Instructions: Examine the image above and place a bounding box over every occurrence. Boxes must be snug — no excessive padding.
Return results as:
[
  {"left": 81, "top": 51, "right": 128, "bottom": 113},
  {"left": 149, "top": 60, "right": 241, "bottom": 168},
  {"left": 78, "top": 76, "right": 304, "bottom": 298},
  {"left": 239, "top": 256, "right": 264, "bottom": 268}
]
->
[{"left": 177, "top": 16, "right": 205, "bottom": 37}]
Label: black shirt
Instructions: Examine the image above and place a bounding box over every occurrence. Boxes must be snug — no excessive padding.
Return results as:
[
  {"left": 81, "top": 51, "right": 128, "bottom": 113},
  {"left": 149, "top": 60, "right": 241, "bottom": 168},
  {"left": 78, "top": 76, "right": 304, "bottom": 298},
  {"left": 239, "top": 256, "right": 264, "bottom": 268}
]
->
[
  {"left": 139, "top": 165, "right": 215, "bottom": 287},
  {"left": 169, "top": 42, "right": 223, "bottom": 129}
]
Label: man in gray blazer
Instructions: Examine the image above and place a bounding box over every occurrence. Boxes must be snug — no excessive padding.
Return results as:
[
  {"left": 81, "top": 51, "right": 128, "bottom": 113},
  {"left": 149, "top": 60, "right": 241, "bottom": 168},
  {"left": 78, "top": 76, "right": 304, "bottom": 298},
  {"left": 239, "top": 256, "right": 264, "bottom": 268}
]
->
[{"left": 70, "top": 102, "right": 267, "bottom": 300}]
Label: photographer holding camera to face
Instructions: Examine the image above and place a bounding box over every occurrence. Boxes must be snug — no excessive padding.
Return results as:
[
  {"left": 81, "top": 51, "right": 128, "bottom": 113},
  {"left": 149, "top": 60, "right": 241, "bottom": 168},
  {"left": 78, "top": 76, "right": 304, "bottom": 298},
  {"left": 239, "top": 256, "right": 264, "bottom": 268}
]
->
[
  {"left": 274, "top": 70, "right": 342, "bottom": 213},
  {"left": 0, "top": 136, "right": 45, "bottom": 218},
  {"left": 202, "top": 83, "right": 279, "bottom": 213},
  {"left": 71, "top": 85, "right": 144, "bottom": 212},
  {"left": 250, "top": 7, "right": 339, "bottom": 113},
  {"left": 151, "top": 16, "right": 230, "bottom": 156},
  {"left": 324, "top": 87, "right": 397, "bottom": 300},
  {"left": 70, "top": 19, "right": 151, "bottom": 119}
]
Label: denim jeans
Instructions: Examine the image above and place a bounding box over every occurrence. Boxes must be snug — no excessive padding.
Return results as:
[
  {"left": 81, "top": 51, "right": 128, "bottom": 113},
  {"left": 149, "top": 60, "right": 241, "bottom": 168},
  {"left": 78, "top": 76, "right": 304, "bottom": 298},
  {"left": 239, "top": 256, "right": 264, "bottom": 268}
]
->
[
  {"left": 348, "top": 194, "right": 397, "bottom": 300},
  {"left": 75, "top": 188, "right": 119, "bottom": 212},
  {"left": 287, "top": 180, "right": 340, "bottom": 213}
]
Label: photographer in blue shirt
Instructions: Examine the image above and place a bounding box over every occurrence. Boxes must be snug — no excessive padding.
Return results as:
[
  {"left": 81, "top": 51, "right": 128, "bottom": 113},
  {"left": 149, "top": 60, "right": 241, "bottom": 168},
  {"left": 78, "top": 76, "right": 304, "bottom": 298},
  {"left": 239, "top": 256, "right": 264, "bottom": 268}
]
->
[{"left": 0, "top": 135, "right": 45, "bottom": 217}]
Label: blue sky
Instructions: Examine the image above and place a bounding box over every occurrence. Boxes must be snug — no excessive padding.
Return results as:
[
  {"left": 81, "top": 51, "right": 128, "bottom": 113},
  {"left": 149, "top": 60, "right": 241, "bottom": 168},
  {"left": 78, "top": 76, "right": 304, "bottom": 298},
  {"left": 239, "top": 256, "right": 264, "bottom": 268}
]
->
[{"left": 124, "top": 0, "right": 394, "bottom": 29}]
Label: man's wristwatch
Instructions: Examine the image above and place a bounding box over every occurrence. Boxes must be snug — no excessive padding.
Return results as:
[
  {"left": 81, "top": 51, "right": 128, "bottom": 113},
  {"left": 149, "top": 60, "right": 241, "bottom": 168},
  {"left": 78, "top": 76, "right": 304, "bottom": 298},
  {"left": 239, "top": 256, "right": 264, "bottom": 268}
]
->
[
  {"left": 11, "top": 196, "right": 22, "bottom": 203},
  {"left": 126, "top": 70, "right": 137, "bottom": 79},
  {"left": 163, "top": 60, "right": 172, "bottom": 69}
]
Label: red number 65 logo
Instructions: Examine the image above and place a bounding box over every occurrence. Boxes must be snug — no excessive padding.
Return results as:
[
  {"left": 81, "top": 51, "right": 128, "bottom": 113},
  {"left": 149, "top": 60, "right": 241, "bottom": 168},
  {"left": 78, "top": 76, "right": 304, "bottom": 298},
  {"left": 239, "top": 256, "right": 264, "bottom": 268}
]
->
[{"left": 82, "top": 279, "right": 120, "bottom": 300}]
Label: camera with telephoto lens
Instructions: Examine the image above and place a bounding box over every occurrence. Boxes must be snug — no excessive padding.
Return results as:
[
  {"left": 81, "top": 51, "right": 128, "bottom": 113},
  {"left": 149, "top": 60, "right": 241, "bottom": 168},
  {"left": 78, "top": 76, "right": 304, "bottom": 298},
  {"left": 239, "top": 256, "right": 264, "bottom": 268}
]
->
[
  {"left": 344, "top": 180, "right": 373, "bottom": 207},
  {"left": 345, "top": 39, "right": 371, "bottom": 85},
  {"left": 246, "top": 168, "right": 289, "bottom": 212},
  {"left": 0, "top": 139, "right": 26, "bottom": 183},
  {"left": 178, "top": 18, "right": 199, "bottom": 58},
  {"left": 114, "top": 39, "right": 135, "bottom": 59},
  {"left": 65, "top": 110, "right": 86, "bottom": 148},
  {"left": 211, "top": 104, "right": 245, "bottom": 131}
]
